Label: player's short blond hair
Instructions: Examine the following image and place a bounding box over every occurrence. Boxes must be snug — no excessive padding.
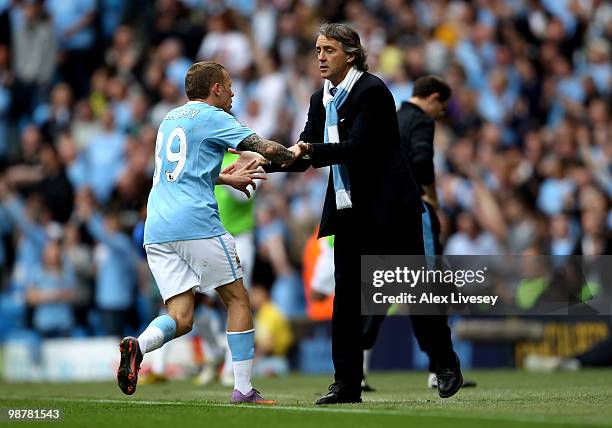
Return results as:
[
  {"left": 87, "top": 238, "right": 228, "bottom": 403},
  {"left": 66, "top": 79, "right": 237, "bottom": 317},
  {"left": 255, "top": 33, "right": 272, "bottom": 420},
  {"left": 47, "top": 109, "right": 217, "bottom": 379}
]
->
[{"left": 185, "top": 61, "right": 227, "bottom": 100}]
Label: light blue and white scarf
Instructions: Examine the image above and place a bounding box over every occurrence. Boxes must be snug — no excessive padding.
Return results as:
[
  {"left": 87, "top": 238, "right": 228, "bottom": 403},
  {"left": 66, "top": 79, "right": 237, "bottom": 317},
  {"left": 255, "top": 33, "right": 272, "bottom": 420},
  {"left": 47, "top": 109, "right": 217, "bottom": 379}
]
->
[{"left": 322, "top": 67, "right": 363, "bottom": 210}]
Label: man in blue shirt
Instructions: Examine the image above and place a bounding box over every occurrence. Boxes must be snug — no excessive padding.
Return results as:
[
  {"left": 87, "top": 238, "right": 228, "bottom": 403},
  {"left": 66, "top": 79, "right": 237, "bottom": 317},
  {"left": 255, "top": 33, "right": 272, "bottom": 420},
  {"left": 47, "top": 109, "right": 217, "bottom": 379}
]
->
[
  {"left": 83, "top": 110, "right": 126, "bottom": 204},
  {"left": 117, "top": 61, "right": 297, "bottom": 403},
  {"left": 0, "top": 189, "right": 48, "bottom": 296},
  {"left": 26, "top": 240, "right": 75, "bottom": 338},
  {"left": 74, "top": 191, "right": 138, "bottom": 337},
  {"left": 45, "top": 0, "right": 96, "bottom": 98}
]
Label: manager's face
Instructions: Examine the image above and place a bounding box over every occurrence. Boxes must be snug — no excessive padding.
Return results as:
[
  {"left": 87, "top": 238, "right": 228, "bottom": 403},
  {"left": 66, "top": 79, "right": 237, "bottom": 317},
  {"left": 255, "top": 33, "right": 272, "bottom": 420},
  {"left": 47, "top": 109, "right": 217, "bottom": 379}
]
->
[{"left": 316, "top": 35, "right": 353, "bottom": 86}]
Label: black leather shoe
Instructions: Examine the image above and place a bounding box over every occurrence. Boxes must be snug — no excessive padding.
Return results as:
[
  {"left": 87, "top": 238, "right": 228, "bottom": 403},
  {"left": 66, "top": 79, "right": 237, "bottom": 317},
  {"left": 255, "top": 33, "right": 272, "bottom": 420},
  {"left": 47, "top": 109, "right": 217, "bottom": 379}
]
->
[
  {"left": 315, "top": 383, "right": 362, "bottom": 405},
  {"left": 436, "top": 355, "right": 463, "bottom": 398}
]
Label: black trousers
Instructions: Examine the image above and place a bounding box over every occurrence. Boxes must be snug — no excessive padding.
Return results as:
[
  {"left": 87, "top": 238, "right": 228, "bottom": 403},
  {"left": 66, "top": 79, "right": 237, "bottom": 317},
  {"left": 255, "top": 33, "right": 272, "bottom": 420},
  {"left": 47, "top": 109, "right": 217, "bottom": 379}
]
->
[
  {"left": 331, "top": 225, "right": 366, "bottom": 391},
  {"left": 331, "top": 208, "right": 454, "bottom": 391},
  {"left": 362, "top": 314, "right": 455, "bottom": 373},
  {"left": 361, "top": 203, "right": 456, "bottom": 375}
]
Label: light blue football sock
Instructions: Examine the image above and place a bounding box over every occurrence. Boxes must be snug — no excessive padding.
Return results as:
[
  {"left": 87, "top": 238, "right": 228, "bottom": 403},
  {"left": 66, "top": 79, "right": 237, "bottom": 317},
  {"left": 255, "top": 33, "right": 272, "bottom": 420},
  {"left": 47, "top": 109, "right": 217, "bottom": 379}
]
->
[
  {"left": 227, "top": 329, "right": 255, "bottom": 393},
  {"left": 137, "top": 315, "right": 177, "bottom": 354},
  {"left": 227, "top": 329, "right": 255, "bottom": 361}
]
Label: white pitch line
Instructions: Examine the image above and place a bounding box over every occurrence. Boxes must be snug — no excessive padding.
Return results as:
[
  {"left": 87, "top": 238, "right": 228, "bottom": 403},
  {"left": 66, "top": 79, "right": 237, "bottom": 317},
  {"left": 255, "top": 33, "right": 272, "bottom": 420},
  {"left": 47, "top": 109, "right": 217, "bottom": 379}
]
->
[
  {"left": 13, "top": 397, "right": 401, "bottom": 414},
  {"left": 6, "top": 396, "right": 609, "bottom": 427}
]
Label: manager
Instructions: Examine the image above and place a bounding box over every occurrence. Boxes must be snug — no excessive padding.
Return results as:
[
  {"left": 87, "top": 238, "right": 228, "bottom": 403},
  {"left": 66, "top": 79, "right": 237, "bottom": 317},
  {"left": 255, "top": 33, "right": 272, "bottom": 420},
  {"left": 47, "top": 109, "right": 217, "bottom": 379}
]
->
[
  {"left": 290, "top": 22, "right": 427, "bottom": 404},
  {"left": 240, "top": 22, "right": 455, "bottom": 404}
]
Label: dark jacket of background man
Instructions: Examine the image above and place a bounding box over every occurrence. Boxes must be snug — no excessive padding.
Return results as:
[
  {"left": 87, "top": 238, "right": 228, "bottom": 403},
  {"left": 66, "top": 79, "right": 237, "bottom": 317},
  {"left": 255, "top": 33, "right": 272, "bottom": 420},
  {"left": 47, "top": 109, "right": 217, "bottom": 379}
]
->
[
  {"left": 396, "top": 99, "right": 457, "bottom": 368},
  {"left": 397, "top": 103, "right": 436, "bottom": 194}
]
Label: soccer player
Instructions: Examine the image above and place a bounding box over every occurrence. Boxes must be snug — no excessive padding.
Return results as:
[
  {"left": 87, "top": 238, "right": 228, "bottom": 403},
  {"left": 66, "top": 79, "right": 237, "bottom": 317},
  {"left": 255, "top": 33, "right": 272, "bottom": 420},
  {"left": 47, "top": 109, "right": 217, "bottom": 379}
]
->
[
  {"left": 116, "top": 61, "right": 296, "bottom": 403},
  {"left": 214, "top": 150, "right": 259, "bottom": 386}
]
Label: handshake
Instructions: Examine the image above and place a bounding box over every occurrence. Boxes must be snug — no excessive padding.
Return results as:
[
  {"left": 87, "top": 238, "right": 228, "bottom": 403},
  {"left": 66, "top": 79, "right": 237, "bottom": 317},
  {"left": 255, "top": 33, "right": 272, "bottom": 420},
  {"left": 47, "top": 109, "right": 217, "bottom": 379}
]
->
[
  {"left": 224, "top": 141, "right": 310, "bottom": 170},
  {"left": 219, "top": 141, "right": 310, "bottom": 199}
]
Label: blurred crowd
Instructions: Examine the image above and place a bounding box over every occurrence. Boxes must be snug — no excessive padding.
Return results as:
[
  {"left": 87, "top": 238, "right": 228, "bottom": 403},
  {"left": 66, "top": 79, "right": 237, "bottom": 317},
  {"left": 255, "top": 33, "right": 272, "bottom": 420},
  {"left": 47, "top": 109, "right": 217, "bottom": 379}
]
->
[{"left": 0, "top": 0, "right": 610, "bottom": 342}]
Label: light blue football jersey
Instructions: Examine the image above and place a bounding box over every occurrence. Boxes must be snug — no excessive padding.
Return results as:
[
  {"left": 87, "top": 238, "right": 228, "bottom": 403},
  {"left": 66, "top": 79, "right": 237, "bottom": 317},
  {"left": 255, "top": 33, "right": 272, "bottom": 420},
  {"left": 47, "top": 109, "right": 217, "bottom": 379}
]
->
[{"left": 144, "top": 101, "right": 255, "bottom": 245}]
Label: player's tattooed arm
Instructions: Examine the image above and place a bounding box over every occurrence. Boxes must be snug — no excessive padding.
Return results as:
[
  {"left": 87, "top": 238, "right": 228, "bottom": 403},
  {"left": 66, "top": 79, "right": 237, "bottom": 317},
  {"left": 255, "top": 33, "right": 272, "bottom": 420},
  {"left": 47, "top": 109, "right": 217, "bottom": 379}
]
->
[{"left": 237, "top": 133, "right": 298, "bottom": 166}]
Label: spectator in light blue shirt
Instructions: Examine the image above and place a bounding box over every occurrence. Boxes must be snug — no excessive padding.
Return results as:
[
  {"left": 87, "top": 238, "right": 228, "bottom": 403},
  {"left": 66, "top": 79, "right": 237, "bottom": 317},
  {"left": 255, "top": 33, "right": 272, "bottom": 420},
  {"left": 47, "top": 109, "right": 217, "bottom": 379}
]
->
[
  {"left": 540, "top": 0, "right": 577, "bottom": 36},
  {"left": 255, "top": 202, "right": 305, "bottom": 318},
  {"left": 107, "top": 76, "right": 133, "bottom": 133},
  {"left": 536, "top": 157, "right": 576, "bottom": 217},
  {"left": 547, "top": 56, "right": 586, "bottom": 126},
  {"left": 81, "top": 110, "right": 126, "bottom": 203},
  {"left": 0, "top": 202, "right": 10, "bottom": 273},
  {"left": 550, "top": 214, "right": 576, "bottom": 257},
  {"left": 75, "top": 189, "right": 137, "bottom": 337},
  {"left": 26, "top": 240, "right": 75, "bottom": 337},
  {"left": 478, "top": 68, "right": 517, "bottom": 124},
  {"left": 0, "top": 44, "right": 9, "bottom": 158},
  {"left": 99, "top": 0, "right": 126, "bottom": 42},
  {"left": 555, "top": 57, "right": 585, "bottom": 103},
  {"left": 0, "top": 82, "right": 9, "bottom": 159},
  {"left": 158, "top": 38, "right": 192, "bottom": 93},
  {"left": 0, "top": 188, "right": 49, "bottom": 294},
  {"left": 454, "top": 24, "right": 497, "bottom": 90},
  {"left": 57, "top": 131, "right": 88, "bottom": 191},
  {"left": 45, "top": 0, "right": 97, "bottom": 98},
  {"left": 581, "top": 39, "right": 612, "bottom": 95},
  {"left": 46, "top": 0, "right": 96, "bottom": 51}
]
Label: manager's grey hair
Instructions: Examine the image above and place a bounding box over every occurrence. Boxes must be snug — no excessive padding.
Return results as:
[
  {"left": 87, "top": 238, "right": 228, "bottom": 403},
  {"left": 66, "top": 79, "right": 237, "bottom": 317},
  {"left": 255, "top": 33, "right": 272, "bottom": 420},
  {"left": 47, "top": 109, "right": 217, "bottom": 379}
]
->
[{"left": 317, "top": 23, "right": 369, "bottom": 72}]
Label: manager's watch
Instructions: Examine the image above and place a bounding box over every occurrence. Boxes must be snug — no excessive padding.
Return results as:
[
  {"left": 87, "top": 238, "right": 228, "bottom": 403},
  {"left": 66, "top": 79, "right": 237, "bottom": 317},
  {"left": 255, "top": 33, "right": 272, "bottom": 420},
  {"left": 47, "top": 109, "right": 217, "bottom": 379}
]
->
[{"left": 304, "top": 142, "right": 313, "bottom": 159}]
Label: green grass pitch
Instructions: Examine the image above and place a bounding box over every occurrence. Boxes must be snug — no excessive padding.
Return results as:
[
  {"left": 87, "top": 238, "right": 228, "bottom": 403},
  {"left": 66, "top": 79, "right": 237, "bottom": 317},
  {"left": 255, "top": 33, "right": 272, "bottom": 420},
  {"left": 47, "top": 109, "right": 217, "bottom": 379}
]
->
[{"left": 2, "top": 370, "right": 612, "bottom": 428}]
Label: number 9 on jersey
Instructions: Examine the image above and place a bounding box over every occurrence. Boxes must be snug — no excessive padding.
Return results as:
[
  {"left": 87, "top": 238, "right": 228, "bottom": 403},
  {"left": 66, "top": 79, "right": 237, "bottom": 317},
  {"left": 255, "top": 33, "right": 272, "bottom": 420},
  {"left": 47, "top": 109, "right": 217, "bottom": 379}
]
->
[{"left": 153, "top": 127, "right": 188, "bottom": 185}]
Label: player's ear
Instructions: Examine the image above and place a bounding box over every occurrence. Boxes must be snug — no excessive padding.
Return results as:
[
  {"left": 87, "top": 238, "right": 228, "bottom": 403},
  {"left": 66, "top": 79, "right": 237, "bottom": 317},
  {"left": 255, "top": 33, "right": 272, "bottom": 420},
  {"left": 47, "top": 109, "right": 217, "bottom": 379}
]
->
[
  {"left": 212, "top": 82, "right": 221, "bottom": 96},
  {"left": 346, "top": 53, "right": 355, "bottom": 65}
]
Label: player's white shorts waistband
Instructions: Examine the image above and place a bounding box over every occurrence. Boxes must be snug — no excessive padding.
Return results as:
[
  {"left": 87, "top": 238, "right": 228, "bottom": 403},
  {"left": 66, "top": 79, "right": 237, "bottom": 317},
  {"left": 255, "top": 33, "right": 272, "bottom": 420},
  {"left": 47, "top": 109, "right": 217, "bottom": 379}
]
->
[{"left": 145, "top": 233, "right": 243, "bottom": 303}]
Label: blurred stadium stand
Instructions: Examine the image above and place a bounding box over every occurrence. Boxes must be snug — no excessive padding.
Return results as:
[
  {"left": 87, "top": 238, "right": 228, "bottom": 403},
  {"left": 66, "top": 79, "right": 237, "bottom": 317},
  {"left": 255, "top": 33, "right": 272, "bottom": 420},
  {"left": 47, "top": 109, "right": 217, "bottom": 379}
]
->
[{"left": 0, "top": 0, "right": 610, "bottom": 379}]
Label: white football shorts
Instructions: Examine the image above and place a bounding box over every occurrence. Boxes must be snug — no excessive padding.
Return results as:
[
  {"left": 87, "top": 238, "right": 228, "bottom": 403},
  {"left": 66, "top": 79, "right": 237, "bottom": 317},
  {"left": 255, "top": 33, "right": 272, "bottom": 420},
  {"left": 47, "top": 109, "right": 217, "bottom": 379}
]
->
[{"left": 145, "top": 232, "right": 243, "bottom": 303}]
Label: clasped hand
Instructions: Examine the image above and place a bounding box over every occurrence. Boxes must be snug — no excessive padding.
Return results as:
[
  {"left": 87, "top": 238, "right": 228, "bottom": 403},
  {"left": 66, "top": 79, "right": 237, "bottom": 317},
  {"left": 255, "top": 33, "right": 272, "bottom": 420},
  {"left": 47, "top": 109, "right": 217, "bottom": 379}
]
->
[
  {"left": 218, "top": 158, "right": 267, "bottom": 199},
  {"left": 223, "top": 141, "right": 309, "bottom": 174}
]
